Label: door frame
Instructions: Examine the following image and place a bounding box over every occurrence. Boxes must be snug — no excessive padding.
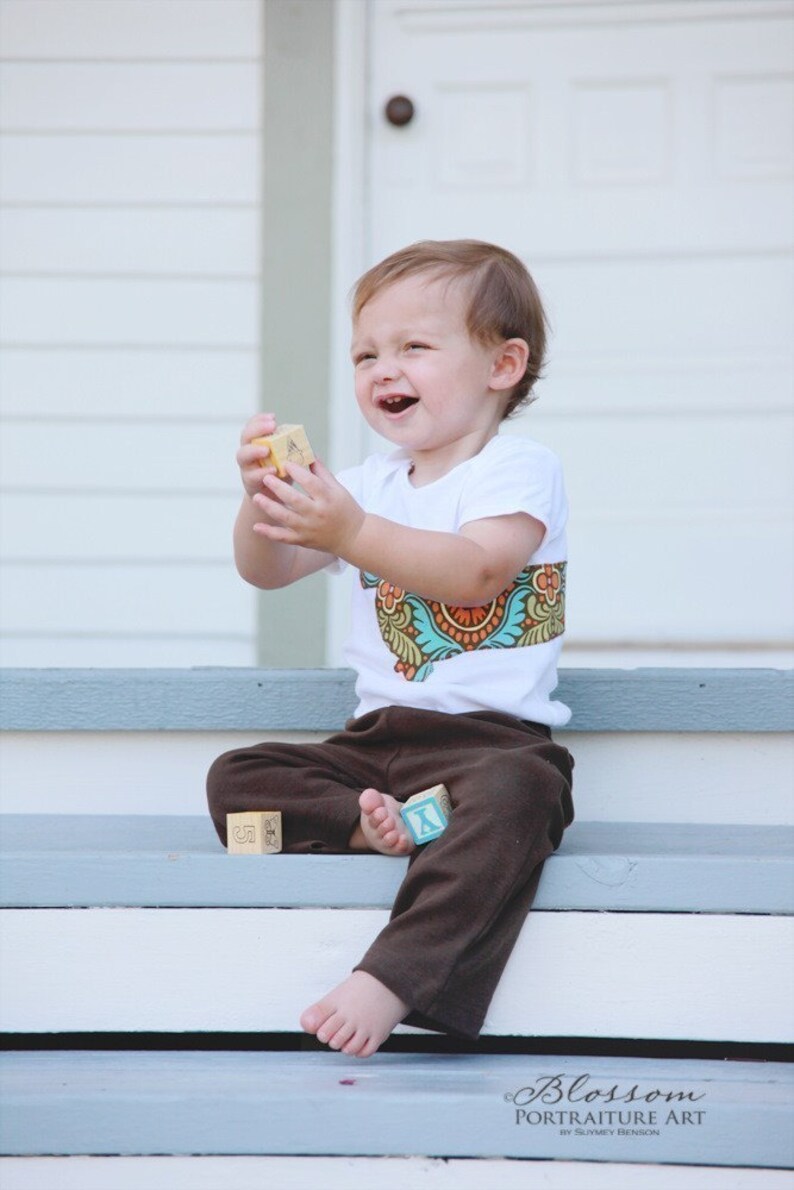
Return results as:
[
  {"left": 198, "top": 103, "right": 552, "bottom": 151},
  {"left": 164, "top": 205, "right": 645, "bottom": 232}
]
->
[{"left": 326, "top": 0, "right": 370, "bottom": 662}]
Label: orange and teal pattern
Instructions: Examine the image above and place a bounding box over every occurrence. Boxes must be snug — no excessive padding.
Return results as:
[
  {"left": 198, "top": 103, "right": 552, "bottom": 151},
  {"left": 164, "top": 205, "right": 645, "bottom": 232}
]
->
[{"left": 360, "top": 561, "right": 566, "bottom": 682}]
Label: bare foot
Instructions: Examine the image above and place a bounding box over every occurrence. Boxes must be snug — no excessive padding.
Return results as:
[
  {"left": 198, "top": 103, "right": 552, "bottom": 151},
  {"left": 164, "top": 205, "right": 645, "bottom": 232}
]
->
[
  {"left": 352, "top": 788, "right": 415, "bottom": 856},
  {"left": 300, "top": 970, "right": 408, "bottom": 1058}
]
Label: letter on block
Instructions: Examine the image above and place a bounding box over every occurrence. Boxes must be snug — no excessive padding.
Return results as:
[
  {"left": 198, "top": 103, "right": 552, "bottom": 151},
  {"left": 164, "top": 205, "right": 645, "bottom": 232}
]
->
[
  {"left": 400, "top": 784, "right": 452, "bottom": 845},
  {"left": 252, "top": 424, "right": 315, "bottom": 478},
  {"left": 227, "top": 811, "right": 282, "bottom": 855}
]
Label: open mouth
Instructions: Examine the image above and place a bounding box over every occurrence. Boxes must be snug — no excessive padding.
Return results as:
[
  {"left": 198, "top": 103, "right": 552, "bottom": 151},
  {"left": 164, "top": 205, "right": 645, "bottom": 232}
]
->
[{"left": 378, "top": 395, "right": 419, "bottom": 414}]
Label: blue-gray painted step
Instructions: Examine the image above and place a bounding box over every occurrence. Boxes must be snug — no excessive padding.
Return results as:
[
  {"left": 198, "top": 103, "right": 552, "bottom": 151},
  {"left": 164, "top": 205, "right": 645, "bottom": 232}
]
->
[
  {"left": 2, "top": 667, "right": 792, "bottom": 732},
  {"left": 1, "top": 815, "right": 792, "bottom": 914},
  {"left": 1, "top": 1052, "right": 791, "bottom": 1166}
]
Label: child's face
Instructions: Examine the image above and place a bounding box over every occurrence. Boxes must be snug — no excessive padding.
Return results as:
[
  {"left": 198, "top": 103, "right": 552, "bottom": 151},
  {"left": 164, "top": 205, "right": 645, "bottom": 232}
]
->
[{"left": 351, "top": 273, "right": 509, "bottom": 460}]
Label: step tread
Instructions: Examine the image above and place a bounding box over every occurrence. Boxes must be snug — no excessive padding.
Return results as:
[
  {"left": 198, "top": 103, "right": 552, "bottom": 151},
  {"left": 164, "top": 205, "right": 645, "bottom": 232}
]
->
[
  {"left": 1, "top": 1052, "right": 791, "bottom": 1165},
  {"left": 2, "top": 815, "right": 792, "bottom": 912},
  {"left": 2, "top": 667, "right": 792, "bottom": 732}
]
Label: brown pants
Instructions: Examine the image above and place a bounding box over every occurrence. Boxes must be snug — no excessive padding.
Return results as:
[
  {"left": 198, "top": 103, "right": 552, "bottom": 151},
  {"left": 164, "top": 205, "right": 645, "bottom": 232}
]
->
[{"left": 207, "top": 705, "right": 574, "bottom": 1039}]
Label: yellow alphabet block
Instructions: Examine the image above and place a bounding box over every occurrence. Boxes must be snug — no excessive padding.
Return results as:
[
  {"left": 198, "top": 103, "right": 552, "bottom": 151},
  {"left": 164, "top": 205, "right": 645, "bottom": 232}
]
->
[
  {"left": 226, "top": 811, "right": 282, "bottom": 855},
  {"left": 251, "top": 424, "right": 315, "bottom": 478}
]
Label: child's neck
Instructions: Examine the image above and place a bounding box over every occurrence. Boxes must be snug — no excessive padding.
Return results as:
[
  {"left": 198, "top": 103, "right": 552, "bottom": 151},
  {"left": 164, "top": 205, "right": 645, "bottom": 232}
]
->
[{"left": 407, "top": 428, "right": 500, "bottom": 487}]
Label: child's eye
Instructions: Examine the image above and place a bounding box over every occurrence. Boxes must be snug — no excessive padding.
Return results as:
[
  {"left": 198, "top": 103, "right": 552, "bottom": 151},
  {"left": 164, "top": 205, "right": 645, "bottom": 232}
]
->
[
  {"left": 406, "top": 342, "right": 428, "bottom": 351},
  {"left": 353, "top": 352, "right": 376, "bottom": 365}
]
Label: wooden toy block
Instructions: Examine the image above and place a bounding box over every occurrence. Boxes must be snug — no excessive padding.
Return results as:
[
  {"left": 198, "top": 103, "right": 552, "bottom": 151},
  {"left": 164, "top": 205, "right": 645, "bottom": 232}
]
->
[
  {"left": 400, "top": 783, "right": 452, "bottom": 845},
  {"left": 226, "top": 811, "right": 282, "bottom": 855},
  {"left": 251, "top": 424, "right": 315, "bottom": 478}
]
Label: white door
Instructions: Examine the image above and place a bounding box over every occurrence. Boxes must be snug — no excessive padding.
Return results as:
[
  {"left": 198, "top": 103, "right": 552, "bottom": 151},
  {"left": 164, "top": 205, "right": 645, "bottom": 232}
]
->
[{"left": 339, "top": 0, "right": 794, "bottom": 666}]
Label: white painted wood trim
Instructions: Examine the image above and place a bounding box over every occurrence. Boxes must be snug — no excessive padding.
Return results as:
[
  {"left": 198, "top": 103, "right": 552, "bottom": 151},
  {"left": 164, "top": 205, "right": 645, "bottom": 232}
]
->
[
  {"left": 1, "top": 1156, "right": 791, "bottom": 1190},
  {"left": 392, "top": 0, "right": 793, "bottom": 35},
  {"left": 2, "top": 909, "right": 791, "bottom": 1041},
  {"left": 327, "top": 0, "right": 371, "bottom": 664}
]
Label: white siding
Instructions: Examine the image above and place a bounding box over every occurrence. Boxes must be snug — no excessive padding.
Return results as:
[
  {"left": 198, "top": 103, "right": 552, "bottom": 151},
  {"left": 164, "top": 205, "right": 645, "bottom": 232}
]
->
[{"left": 0, "top": 0, "right": 262, "bottom": 666}]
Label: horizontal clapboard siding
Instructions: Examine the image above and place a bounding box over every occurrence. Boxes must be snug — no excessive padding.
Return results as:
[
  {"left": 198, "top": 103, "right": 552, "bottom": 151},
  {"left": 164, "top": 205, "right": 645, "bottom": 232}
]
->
[
  {"left": 0, "top": 569, "right": 253, "bottom": 637},
  {"left": 1, "top": 279, "right": 259, "bottom": 347},
  {"left": 1, "top": 424, "right": 243, "bottom": 492},
  {"left": 0, "top": 350, "right": 258, "bottom": 420},
  {"left": 1, "top": 495, "right": 241, "bottom": 560},
  {"left": 0, "top": 63, "right": 260, "bottom": 130},
  {"left": 0, "top": 0, "right": 262, "bottom": 668},
  {"left": 0, "top": 134, "right": 260, "bottom": 205},
  {"left": 0, "top": 1, "right": 260, "bottom": 59},
  {"left": 0, "top": 209, "right": 259, "bottom": 276}
]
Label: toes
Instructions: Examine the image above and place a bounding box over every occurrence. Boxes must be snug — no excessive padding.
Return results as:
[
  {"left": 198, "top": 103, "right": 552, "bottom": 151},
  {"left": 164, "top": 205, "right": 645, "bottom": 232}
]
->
[
  {"left": 357, "top": 1035, "right": 381, "bottom": 1059},
  {"left": 300, "top": 1003, "right": 329, "bottom": 1034},
  {"left": 326, "top": 1020, "right": 357, "bottom": 1051},
  {"left": 316, "top": 1011, "right": 346, "bottom": 1045},
  {"left": 359, "top": 788, "right": 383, "bottom": 814},
  {"left": 341, "top": 1029, "right": 369, "bottom": 1057},
  {"left": 381, "top": 823, "right": 409, "bottom": 850}
]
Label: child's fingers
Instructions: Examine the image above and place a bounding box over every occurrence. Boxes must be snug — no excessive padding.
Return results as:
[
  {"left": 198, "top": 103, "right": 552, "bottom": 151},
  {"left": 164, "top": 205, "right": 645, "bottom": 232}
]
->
[
  {"left": 253, "top": 488, "right": 303, "bottom": 526},
  {"left": 261, "top": 474, "right": 311, "bottom": 512},
  {"left": 305, "top": 457, "right": 332, "bottom": 482},
  {"left": 237, "top": 442, "right": 273, "bottom": 472},
  {"left": 282, "top": 458, "right": 333, "bottom": 495},
  {"left": 240, "top": 413, "right": 277, "bottom": 445}
]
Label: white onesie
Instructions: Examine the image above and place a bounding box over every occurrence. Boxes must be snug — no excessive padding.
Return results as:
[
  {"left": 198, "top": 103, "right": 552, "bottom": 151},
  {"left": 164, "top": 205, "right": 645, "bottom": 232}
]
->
[{"left": 333, "top": 434, "right": 570, "bottom": 727}]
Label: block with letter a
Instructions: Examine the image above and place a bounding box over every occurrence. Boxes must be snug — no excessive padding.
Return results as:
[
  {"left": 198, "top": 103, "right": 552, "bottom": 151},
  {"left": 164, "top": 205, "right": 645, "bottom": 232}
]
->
[
  {"left": 251, "top": 424, "right": 315, "bottom": 478},
  {"left": 400, "top": 784, "right": 452, "bottom": 845}
]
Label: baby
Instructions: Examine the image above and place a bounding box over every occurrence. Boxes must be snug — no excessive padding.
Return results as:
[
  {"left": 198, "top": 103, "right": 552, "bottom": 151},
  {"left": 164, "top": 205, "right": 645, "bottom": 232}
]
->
[{"left": 208, "top": 239, "right": 574, "bottom": 1056}]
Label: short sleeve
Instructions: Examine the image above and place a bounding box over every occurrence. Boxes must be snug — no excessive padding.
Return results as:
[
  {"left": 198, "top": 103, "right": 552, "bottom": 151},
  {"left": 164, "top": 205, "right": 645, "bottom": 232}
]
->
[{"left": 457, "top": 437, "right": 567, "bottom": 547}]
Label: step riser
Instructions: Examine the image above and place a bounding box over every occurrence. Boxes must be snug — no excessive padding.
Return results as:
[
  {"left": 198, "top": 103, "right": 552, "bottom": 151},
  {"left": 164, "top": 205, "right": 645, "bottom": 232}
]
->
[
  {"left": 3, "top": 732, "right": 792, "bottom": 824},
  {"left": 2, "top": 1157, "right": 792, "bottom": 1190},
  {"left": 2, "top": 910, "right": 791, "bottom": 1041}
]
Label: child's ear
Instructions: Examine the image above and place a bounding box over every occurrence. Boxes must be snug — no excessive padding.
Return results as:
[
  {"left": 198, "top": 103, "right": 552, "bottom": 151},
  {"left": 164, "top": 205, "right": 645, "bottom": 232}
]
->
[{"left": 490, "top": 338, "right": 529, "bottom": 390}]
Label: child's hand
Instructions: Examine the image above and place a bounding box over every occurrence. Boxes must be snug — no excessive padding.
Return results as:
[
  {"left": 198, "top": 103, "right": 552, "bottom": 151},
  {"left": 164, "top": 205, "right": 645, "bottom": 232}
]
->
[
  {"left": 252, "top": 459, "right": 365, "bottom": 558},
  {"left": 237, "top": 413, "right": 279, "bottom": 499}
]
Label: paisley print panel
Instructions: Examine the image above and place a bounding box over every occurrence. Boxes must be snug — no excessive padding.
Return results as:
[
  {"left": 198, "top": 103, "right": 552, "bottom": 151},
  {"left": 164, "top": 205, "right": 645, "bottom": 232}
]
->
[{"left": 360, "top": 562, "right": 566, "bottom": 682}]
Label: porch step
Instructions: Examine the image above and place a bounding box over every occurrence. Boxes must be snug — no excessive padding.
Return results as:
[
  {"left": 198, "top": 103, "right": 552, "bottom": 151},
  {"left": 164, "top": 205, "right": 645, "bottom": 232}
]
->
[
  {"left": 1, "top": 667, "right": 791, "bottom": 1173},
  {"left": 2, "top": 814, "right": 792, "bottom": 913},
  {"left": 2, "top": 813, "right": 792, "bottom": 1040},
  {"left": 1, "top": 1052, "right": 792, "bottom": 1167}
]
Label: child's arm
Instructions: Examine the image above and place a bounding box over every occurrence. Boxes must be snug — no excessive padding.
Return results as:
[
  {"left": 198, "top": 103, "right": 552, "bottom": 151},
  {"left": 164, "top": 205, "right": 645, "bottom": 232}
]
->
[
  {"left": 234, "top": 414, "right": 335, "bottom": 589},
  {"left": 253, "top": 459, "right": 544, "bottom": 605}
]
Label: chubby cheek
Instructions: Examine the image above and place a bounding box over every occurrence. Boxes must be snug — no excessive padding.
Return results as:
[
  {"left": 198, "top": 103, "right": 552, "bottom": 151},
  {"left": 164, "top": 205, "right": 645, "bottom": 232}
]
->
[{"left": 353, "top": 380, "right": 378, "bottom": 428}]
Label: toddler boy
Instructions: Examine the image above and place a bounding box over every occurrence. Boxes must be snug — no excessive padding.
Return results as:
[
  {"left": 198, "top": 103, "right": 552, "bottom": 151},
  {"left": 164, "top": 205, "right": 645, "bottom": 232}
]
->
[{"left": 207, "top": 239, "right": 574, "bottom": 1057}]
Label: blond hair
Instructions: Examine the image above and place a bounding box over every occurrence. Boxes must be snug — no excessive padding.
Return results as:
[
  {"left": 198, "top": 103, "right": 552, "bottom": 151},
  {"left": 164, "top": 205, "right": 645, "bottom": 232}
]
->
[{"left": 352, "top": 239, "right": 548, "bottom": 417}]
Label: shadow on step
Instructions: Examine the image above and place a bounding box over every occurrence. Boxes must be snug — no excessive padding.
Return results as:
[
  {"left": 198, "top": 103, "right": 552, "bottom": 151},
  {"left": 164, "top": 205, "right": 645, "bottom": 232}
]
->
[{"left": 1, "top": 1032, "right": 790, "bottom": 1063}]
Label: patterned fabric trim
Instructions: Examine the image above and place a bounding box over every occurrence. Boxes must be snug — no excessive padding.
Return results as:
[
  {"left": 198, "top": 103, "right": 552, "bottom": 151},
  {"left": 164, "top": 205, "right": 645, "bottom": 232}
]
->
[{"left": 360, "top": 562, "right": 566, "bottom": 682}]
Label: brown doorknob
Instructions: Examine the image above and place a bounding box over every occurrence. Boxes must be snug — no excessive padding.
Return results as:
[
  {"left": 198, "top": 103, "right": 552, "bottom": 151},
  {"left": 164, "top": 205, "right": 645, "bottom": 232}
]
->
[{"left": 384, "top": 95, "right": 415, "bottom": 127}]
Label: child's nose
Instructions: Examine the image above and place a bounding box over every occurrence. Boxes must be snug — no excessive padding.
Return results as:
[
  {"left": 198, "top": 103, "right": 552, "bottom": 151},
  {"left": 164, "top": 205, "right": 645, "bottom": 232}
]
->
[{"left": 373, "top": 354, "right": 400, "bottom": 383}]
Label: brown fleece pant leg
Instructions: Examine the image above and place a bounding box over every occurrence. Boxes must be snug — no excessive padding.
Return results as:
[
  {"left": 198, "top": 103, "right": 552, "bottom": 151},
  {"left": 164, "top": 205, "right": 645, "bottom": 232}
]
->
[
  {"left": 352, "top": 708, "right": 574, "bottom": 1038},
  {"left": 206, "top": 711, "right": 396, "bottom": 853}
]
